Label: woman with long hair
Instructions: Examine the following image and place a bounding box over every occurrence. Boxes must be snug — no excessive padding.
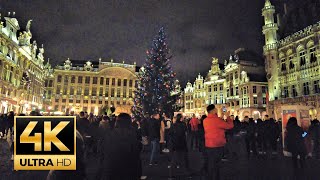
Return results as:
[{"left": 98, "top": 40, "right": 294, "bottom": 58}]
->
[{"left": 286, "top": 117, "right": 307, "bottom": 169}]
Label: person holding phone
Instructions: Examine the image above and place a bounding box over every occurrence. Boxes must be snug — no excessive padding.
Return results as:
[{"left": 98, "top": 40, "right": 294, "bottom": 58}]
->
[
  {"left": 203, "top": 104, "right": 234, "bottom": 180},
  {"left": 285, "top": 117, "right": 307, "bottom": 169}
]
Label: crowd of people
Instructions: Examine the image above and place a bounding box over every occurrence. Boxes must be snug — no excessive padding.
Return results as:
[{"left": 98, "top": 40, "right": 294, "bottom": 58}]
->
[{"left": 0, "top": 104, "right": 320, "bottom": 180}]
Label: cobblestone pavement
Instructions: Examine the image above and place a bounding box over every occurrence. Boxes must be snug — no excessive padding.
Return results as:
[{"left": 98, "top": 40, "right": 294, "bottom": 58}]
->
[{"left": 1, "top": 136, "right": 320, "bottom": 180}]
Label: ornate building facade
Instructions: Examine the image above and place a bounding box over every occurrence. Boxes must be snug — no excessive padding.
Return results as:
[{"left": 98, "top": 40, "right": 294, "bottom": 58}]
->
[
  {"left": 184, "top": 49, "right": 268, "bottom": 120},
  {"left": 44, "top": 58, "right": 138, "bottom": 115},
  {"left": 0, "top": 12, "right": 50, "bottom": 114},
  {"left": 262, "top": 0, "right": 320, "bottom": 120}
]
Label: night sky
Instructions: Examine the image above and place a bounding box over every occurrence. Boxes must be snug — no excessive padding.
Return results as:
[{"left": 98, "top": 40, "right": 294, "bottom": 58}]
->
[{"left": 1, "top": 0, "right": 265, "bottom": 86}]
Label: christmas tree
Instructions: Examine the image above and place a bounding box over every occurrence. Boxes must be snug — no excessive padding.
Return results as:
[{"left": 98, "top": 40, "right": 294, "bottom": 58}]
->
[{"left": 132, "top": 27, "right": 182, "bottom": 120}]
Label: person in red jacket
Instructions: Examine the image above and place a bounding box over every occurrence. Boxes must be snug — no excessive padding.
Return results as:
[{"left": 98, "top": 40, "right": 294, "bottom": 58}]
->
[
  {"left": 189, "top": 114, "right": 200, "bottom": 150},
  {"left": 203, "top": 104, "right": 234, "bottom": 180}
]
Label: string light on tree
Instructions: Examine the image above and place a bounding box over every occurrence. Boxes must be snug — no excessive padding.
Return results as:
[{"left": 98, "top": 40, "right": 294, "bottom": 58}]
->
[{"left": 132, "top": 27, "right": 182, "bottom": 120}]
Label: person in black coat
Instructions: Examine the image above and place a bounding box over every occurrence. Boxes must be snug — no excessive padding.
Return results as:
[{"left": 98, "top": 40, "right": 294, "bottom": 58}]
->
[
  {"left": 309, "top": 119, "right": 320, "bottom": 159},
  {"left": 198, "top": 115, "right": 206, "bottom": 152},
  {"left": 286, "top": 117, "right": 307, "bottom": 169},
  {"left": 98, "top": 113, "right": 140, "bottom": 180},
  {"left": 147, "top": 113, "right": 161, "bottom": 165},
  {"left": 169, "top": 113, "right": 189, "bottom": 169},
  {"left": 47, "top": 130, "right": 86, "bottom": 180},
  {"left": 7, "top": 111, "right": 14, "bottom": 135},
  {"left": 0, "top": 114, "right": 4, "bottom": 138},
  {"left": 77, "top": 111, "right": 90, "bottom": 136}
]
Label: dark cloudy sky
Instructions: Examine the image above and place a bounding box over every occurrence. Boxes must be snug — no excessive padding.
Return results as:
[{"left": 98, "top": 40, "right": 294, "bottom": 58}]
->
[{"left": 1, "top": 0, "right": 265, "bottom": 86}]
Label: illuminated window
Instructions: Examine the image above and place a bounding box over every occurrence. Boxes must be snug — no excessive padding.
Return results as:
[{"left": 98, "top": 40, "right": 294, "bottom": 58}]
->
[
  {"left": 85, "top": 76, "right": 90, "bottom": 84},
  {"left": 283, "top": 86, "right": 289, "bottom": 98},
  {"left": 93, "top": 77, "right": 97, "bottom": 84},
  {"left": 214, "top": 94, "right": 217, "bottom": 104},
  {"left": 70, "top": 87, "right": 74, "bottom": 95},
  {"left": 92, "top": 87, "right": 97, "bottom": 96},
  {"left": 118, "top": 79, "right": 122, "bottom": 86},
  {"left": 99, "top": 87, "right": 103, "bottom": 96},
  {"left": 49, "top": 80, "right": 53, "bottom": 87},
  {"left": 300, "top": 51, "right": 306, "bottom": 66},
  {"left": 129, "top": 80, "right": 133, "bottom": 87},
  {"left": 310, "top": 47, "right": 317, "bottom": 63},
  {"left": 253, "top": 86, "right": 257, "bottom": 93},
  {"left": 100, "top": 77, "right": 104, "bottom": 85},
  {"left": 56, "top": 85, "right": 61, "bottom": 94},
  {"left": 281, "top": 59, "right": 286, "bottom": 71},
  {"left": 314, "top": 80, "right": 320, "bottom": 94},
  {"left": 262, "top": 86, "right": 267, "bottom": 93},
  {"left": 117, "top": 88, "right": 121, "bottom": 97},
  {"left": 123, "top": 89, "right": 127, "bottom": 97},
  {"left": 303, "top": 82, "right": 309, "bottom": 95},
  {"left": 292, "top": 85, "right": 297, "bottom": 97},
  {"left": 57, "top": 75, "right": 62, "bottom": 82},
  {"left": 289, "top": 56, "right": 294, "bottom": 69},
  {"left": 214, "top": 85, "right": 217, "bottom": 91},
  {"left": 71, "top": 76, "right": 75, "bottom": 83},
  {"left": 105, "top": 89, "right": 109, "bottom": 97},
  {"left": 243, "top": 87, "right": 247, "bottom": 95},
  {"left": 77, "top": 87, "right": 82, "bottom": 95},
  {"left": 111, "top": 88, "right": 115, "bottom": 97},
  {"left": 84, "top": 87, "right": 89, "bottom": 96},
  {"left": 63, "top": 86, "right": 67, "bottom": 95},
  {"left": 78, "top": 76, "right": 83, "bottom": 83},
  {"left": 106, "top": 78, "right": 110, "bottom": 85}
]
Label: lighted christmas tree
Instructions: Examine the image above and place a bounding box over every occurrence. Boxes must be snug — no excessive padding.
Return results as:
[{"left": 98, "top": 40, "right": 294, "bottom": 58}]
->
[{"left": 132, "top": 27, "right": 182, "bottom": 120}]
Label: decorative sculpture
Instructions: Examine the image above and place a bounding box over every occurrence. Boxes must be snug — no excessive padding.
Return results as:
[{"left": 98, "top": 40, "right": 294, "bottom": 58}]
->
[{"left": 26, "top": 20, "right": 32, "bottom": 32}]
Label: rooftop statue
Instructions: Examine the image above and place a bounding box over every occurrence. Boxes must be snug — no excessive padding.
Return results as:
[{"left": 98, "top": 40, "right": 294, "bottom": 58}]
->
[{"left": 26, "top": 20, "right": 32, "bottom": 32}]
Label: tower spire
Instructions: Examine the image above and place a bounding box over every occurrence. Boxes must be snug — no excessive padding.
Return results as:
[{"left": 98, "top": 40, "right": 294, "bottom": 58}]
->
[
  {"left": 262, "top": 0, "right": 280, "bottom": 102},
  {"left": 262, "top": 0, "right": 278, "bottom": 49}
]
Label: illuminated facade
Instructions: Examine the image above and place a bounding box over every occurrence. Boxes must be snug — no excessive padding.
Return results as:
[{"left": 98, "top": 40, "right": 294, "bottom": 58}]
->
[
  {"left": 0, "top": 12, "right": 50, "bottom": 114},
  {"left": 44, "top": 58, "right": 137, "bottom": 115},
  {"left": 262, "top": 0, "right": 320, "bottom": 120},
  {"left": 184, "top": 49, "right": 268, "bottom": 120}
]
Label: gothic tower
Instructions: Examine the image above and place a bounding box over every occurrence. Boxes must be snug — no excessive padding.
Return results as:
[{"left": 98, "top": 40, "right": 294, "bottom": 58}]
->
[{"left": 262, "top": 0, "right": 279, "bottom": 101}]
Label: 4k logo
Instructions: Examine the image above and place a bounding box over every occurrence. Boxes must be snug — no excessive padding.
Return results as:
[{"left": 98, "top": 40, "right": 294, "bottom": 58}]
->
[{"left": 14, "top": 116, "right": 76, "bottom": 170}]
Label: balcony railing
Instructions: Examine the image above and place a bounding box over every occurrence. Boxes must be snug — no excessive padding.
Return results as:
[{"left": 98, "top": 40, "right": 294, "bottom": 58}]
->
[
  {"left": 262, "top": 23, "right": 278, "bottom": 32},
  {"left": 263, "top": 43, "right": 277, "bottom": 51}
]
